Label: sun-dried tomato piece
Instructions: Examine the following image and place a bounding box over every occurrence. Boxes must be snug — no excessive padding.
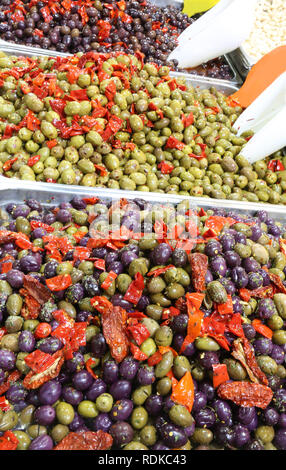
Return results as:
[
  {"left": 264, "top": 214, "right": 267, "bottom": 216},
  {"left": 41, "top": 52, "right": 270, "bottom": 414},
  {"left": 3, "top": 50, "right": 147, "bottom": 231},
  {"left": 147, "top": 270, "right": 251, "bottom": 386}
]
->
[
  {"left": 101, "top": 306, "right": 129, "bottom": 363},
  {"left": 217, "top": 381, "right": 273, "bottom": 409},
  {"left": 54, "top": 431, "right": 113, "bottom": 450},
  {"left": 23, "top": 349, "right": 64, "bottom": 389},
  {"left": 19, "top": 288, "right": 41, "bottom": 320},
  {"left": 23, "top": 275, "right": 51, "bottom": 305},
  {"left": 189, "top": 253, "right": 208, "bottom": 292}
]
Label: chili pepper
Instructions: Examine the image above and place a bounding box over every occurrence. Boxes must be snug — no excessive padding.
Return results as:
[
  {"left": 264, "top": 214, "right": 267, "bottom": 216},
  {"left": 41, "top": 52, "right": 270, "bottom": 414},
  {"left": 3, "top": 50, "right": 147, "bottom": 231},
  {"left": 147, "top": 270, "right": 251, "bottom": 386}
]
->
[
  {"left": 127, "top": 323, "right": 150, "bottom": 346},
  {"left": 0, "top": 431, "right": 18, "bottom": 450},
  {"left": 232, "top": 337, "right": 268, "bottom": 386},
  {"left": 23, "top": 349, "right": 64, "bottom": 389},
  {"left": 217, "top": 381, "right": 273, "bottom": 409},
  {"left": 85, "top": 357, "right": 98, "bottom": 380},
  {"left": 123, "top": 272, "right": 145, "bottom": 305},
  {"left": 252, "top": 319, "right": 273, "bottom": 339},
  {"left": 189, "top": 252, "right": 208, "bottom": 292},
  {"left": 34, "top": 322, "right": 52, "bottom": 339},
  {"left": 171, "top": 371, "right": 194, "bottom": 413},
  {"left": 165, "top": 136, "right": 185, "bottom": 150},
  {"left": 101, "top": 271, "right": 117, "bottom": 290},
  {"left": 129, "top": 342, "right": 148, "bottom": 361},
  {"left": 101, "top": 305, "right": 129, "bottom": 363},
  {"left": 147, "top": 265, "right": 175, "bottom": 278},
  {"left": 148, "top": 351, "right": 163, "bottom": 367},
  {"left": 46, "top": 274, "right": 72, "bottom": 292},
  {"left": 212, "top": 364, "right": 229, "bottom": 388},
  {"left": 54, "top": 430, "right": 113, "bottom": 450},
  {"left": 267, "top": 159, "right": 285, "bottom": 172}
]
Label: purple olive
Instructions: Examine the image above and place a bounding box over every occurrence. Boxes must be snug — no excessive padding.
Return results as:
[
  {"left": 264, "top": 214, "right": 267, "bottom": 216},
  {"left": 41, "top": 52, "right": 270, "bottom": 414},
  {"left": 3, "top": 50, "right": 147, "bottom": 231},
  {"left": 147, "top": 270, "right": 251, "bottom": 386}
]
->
[
  {"left": 29, "top": 434, "right": 54, "bottom": 450},
  {"left": 62, "top": 386, "right": 83, "bottom": 406},
  {"left": 194, "top": 408, "right": 216, "bottom": 428},
  {"left": 205, "top": 240, "right": 222, "bottom": 257},
  {"left": 198, "top": 351, "right": 219, "bottom": 370},
  {"left": 136, "top": 365, "right": 155, "bottom": 386},
  {"left": 145, "top": 394, "right": 163, "bottom": 416},
  {"left": 34, "top": 405, "right": 56, "bottom": 426},
  {"left": 274, "top": 429, "right": 286, "bottom": 450},
  {"left": 262, "top": 407, "right": 279, "bottom": 426},
  {"left": 109, "top": 380, "right": 132, "bottom": 400},
  {"left": 103, "top": 361, "right": 119, "bottom": 384},
  {"left": 212, "top": 399, "right": 232, "bottom": 426},
  {"left": 39, "top": 380, "right": 62, "bottom": 405},
  {"left": 6, "top": 269, "right": 24, "bottom": 288},
  {"left": 110, "top": 421, "right": 134, "bottom": 447},
  {"left": 110, "top": 399, "right": 133, "bottom": 421},
  {"left": 152, "top": 243, "right": 172, "bottom": 265},
  {"left": 72, "top": 370, "right": 93, "bottom": 391},
  {"left": 192, "top": 391, "right": 207, "bottom": 414},
  {"left": 18, "top": 330, "right": 36, "bottom": 353},
  {"left": 6, "top": 383, "right": 27, "bottom": 404},
  {"left": 90, "top": 333, "right": 107, "bottom": 358},
  {"left": 210, "top": 256, "right": 227, "bottom": 277},
  {"left": 257, "top": 298, "right": 277, "bottom": 319},
  {"left": 92, "top": 412, "right": 113, "bottom": 432},
  {"left": 0, "top": 350, "right": 15, "bottom": 370},
  {"left": 119, "top": 356, "right": 139, "bottom": 380},
  {"left": 160, "top": 423, "right": 187, "bottom": 448},
  {"left": 86, "top": 379, "right": 107, "bottom": 401}
]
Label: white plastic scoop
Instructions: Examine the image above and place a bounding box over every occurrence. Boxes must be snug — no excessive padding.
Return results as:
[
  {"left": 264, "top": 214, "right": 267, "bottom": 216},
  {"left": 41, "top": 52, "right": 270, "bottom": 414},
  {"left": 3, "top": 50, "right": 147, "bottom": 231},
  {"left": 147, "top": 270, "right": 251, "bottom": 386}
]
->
[
  {"left": 168, "top": 0, "right": 257, "bottom": 69},
  {"left": 233, "top": 71, "right": 286, "bottom": 164}
]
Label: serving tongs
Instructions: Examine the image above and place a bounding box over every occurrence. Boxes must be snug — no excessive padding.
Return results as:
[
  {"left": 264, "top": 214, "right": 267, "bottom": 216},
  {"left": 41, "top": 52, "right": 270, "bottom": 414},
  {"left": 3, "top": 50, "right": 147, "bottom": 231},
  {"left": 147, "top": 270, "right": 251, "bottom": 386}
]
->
[
  {"left": 168, "top": 0, "right": 257, "bottom": 69},
  {"left": 230, "top": 46, "right": 286, "bottom": 164}
]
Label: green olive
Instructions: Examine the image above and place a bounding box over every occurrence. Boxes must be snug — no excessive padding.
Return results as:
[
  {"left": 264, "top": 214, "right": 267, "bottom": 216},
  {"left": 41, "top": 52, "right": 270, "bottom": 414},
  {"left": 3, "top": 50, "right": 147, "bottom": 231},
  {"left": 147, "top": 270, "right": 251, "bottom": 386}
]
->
[{"left": 56, "top": 402, "right": 75, "bottom": 425}]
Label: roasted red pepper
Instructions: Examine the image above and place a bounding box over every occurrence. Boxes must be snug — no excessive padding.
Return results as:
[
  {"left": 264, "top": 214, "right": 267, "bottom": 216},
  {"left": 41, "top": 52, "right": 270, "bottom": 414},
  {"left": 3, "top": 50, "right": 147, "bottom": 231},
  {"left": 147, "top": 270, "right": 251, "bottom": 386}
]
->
[
  {"left": 23, "top": 349, "right": 64, "bottom": 389},
  {"left": 46, "top": 274, "right": 72, "bottom": 292},
  {"left": 212, "top": 364, "right": 229, "bottom": 388},
  {"left": 165, "top": 136, "right": 185, "bottom": 150},
  {"left": 171, "top": 371, "right": 194, "bottom": 413},
  {"left": 157, "top": 161, "right": 174, "bottom": 174},
  {"left": 101, "top": 306, "right": 129, "bottom": 363},
  {"left": 128, "top": 323, "right": 150, "bottom": 346},
  {"left": 123, "top": 272, "right": 145, "bottom": 305},
  {"left": 129, "top": 342, "right": 148, "bottom": 361},
  {"left": 101, "top": 271, "right": 117, "bottom": 290},
  {"left": 252, "top": 319, "right": 273, "bottom": 339},
  {"left": 0, "top": 431, "right": 18, "bottom": 450}
]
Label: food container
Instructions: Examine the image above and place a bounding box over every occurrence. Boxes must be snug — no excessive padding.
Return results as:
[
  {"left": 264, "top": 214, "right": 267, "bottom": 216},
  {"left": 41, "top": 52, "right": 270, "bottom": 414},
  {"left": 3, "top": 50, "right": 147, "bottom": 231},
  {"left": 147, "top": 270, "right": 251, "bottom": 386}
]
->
[
  {"left": 1, "top": 176, "right": 286, "bottom": 223},
  {"left": 0, "top": 46, "right": 240, "bottom": 201},
  {"left": 0, "top": 40, "right": 242, "bottom": 84},
  {"left": 228, "top": 47, "right": 254, "bottom": 80}
]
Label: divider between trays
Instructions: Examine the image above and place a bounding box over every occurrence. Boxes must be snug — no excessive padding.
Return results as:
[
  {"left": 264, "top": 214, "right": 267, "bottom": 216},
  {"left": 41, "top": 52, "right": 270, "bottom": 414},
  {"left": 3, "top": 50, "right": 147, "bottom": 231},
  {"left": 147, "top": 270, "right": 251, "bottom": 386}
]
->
[{"left": 1, "top": 175, "right": 286, "bottom": 220}]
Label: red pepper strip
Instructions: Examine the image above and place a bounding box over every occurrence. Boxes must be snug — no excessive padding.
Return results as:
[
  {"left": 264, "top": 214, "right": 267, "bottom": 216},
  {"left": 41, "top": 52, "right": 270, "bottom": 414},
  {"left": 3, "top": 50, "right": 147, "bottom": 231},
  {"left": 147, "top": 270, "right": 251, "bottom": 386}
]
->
[
  {"left": 186, "top": 292, "right": 205, "bottom": 311},
  {"left": 212, "top": 364, "right": 229, "bottom": 388},
  {"left": 157, "top": 161, "right": 174, "bottom": 174},
  {"left": 227, "top": 313, "right": 245, "bottom": 338},
  {"left": 24, "top": 349, "right": 57, "bottom": 374},
  {"left": 269, "top": 272, "right": 286, "bottom": 294},
  {"left": 82, "top": 197, "right": 99, "bottom": 205},
  {"left": 123, "top": 272, "right": 145, "bottom": 305},
  {"left": 73, "top": 246, "right": 90, "bottom": 261},
  {"left": 30, "top": 221, "right": 54, "bottom": 233},
  {"left": 161, "top": 306, "right": 180, "bottom": 320},
  {"left": 217, "top": 295, "right": 233, "bottom": 315},
  {"left": 0, "top": 431, "right": 18, "bottom": 450},
  {"left": 70, "top": 89, "right": 88, "bottom": 101},
  {"left": 185, "top": 219, "right": 199, "bottom": 238},
  {"left": 93, "top": 259, "right": 106, "bottom": 271},
  {"left": 205, "top": 216, "right": 236, "bottom": 235},
  {"left": 91, "top": 296, "right": 113, "bottom": 315},
  {"left": 85, "top": 358, "right": 98, "bottom": 380},
  {"left": 202, "top": 228, "right": 218, "bottom": 239},
  {"left": 158, "top": 346, "right": 178, "bottom": 357},
  {"left": 128, "top": 311, "right": 147, "bottom": 319},
  {"left": 182, "top": 112, "right": 194, "bottom": 128},
  {"left": 3, "top": 157, "right": 18, "bottom": 172},
  {"left": 268, "top": 159, "right": 285, "bottom": 172},
  {"left": 1, "top": 262, "right": 13, "bottom": 274},
  {"left": 147, "top": 265, "right": 175, "bottom": 277},
  {"left": 165, "top": 136, "right": 185, "bottom": 150},
  {"left": 46, "top": 139, "right": 58, "bottom": 149},
  {"left": 73, "top": 231, "right": 87, "bottom": 244},
  {"left": 218, "top": 381, "right": 273, "bottom": 409},
  {"left": 127, "top": 323, "right": 150, "bottom": 346},
  {"left": 180, "top": 294, "right": 204, "bottom": 353},
  {"left": 27, "top": 155, "right": 40, "bottom": 167},
  {"left": 239, "top": 288, "right": 251, "bottom": 302},
  {"left": 46, "top": 274, "right": 72, "bottom": 292},
  {"left": 129, "top": 342, "right": 148, "bottom": 361},
  {"left": 171, "top": 371, "right": 194, "bottom": 413},
  {"left": 252, "top": 319, "right": 273, "bottom": 339},
  {"left": 148, "top": 351, "right": 163, "bottom": 367},
  {"left": 0, "top": 397, "right": 11, "bottom": 412},
  {"left": 101, "top": 271, "right": 117, "bottom": 290}
]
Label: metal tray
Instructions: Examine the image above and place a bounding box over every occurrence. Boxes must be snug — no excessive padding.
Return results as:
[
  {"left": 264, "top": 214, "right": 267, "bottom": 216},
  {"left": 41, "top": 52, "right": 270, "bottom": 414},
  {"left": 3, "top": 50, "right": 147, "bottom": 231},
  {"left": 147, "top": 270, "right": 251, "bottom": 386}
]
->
[
  {"left": 228, "top": 47, "right": 253, "bottom": 80},
  {"left": 0, "top": 41, "right": 242, "bottom": 86},
  {"left": 1, "top": 177, "right": 286, "bottom": 222}
]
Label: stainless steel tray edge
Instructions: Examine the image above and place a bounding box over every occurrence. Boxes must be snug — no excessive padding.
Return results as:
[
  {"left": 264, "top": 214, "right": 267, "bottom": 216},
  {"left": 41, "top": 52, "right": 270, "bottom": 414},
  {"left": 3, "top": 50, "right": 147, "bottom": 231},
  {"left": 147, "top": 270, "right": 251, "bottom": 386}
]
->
[
  {"left": 0, "top": 44, "right": 241, "bottom": 90},
  {"left": 1, "top": 176, "right": 286, "bottom": 221}
]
